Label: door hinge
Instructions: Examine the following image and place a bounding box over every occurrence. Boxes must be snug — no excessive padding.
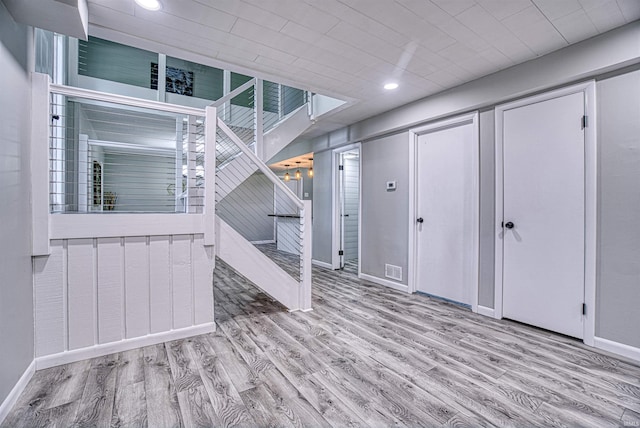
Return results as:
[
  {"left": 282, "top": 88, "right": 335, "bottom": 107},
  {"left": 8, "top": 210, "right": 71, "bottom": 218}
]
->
[
  {"left": 581, "top": 115, "right": 588, "bottom": 129},
  {"left": 582, "top": 303, "right": 587, "bottom": 315},
  {"left": 338, "top": 250, "right": 344, "bottom": 256},
  {"left": 338, "top": 165, "right": 344, "bottom": 171}
]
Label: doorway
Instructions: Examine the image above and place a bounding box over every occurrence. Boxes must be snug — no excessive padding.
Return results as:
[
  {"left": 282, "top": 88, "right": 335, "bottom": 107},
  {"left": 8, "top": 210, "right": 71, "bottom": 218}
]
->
[
  {"left": 410, "top": 113, "right": 479, "bottom": 309},
  {"left": 333, "top": 146, "right": 360, "bottom": 272},
  {"left": 495, "top": 82, "right": 596, "bottom": 343}
]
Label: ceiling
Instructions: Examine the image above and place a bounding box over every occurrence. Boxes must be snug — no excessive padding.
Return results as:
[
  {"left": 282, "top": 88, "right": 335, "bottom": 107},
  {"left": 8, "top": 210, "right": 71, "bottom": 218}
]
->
[
  {"left": 86, "top": 0, "right": 640, "bottom": 137},
  {"left": 270, "top": 153, "right": 314, "bottom": 171}
]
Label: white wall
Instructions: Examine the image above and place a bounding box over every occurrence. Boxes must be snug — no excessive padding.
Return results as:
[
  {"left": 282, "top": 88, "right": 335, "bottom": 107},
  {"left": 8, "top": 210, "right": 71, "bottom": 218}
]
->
[
  {"left": 0, "top": 0, "right": 35, "bottom": 409},
  {"left": 33, "top": 234, "right": 214, "bottom": 366}
]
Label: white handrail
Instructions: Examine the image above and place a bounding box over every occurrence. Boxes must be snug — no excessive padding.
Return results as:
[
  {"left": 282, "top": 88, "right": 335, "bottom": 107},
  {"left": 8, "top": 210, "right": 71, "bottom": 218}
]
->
[
  {"left": 50, "top": 84, "right": 205, "bottom": 116},
  {"left": 217, "top": 119, "right": 304, "bottom": 210},
  {"left": 210, "top": 78, "right": 257, "bottom": 108}
]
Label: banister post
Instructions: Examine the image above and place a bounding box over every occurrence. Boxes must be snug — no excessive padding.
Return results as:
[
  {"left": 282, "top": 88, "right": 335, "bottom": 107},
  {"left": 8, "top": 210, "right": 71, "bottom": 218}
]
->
[
  {"left": 204, "top": 107, "right": 217, "bottom": 247},
  {"left": 299, "top": 199, "right": 313, "bottom": 311},
  {"left": 255, "top": 78, "right": 264, "bottom": 160}
]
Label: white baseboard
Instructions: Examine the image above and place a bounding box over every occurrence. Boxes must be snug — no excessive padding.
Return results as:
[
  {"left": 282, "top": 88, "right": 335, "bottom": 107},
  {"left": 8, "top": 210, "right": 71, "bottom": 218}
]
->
[
  {"left": 359, "top": 273, "right": 409, "bottom": 293},
  {"left": 312, "top": 259, "right": 333, "bottom": 269},
  {"left": 0, "top": 359, "right": 36, "bottom": 425},
  {"left": 35, "top": 323, "right": 216, "bottom": 370},
  {"left": 594, "top": 337, "right": 640, "bottom": 363},
  {"left": 476, "top": 305, "right": 497, "bottom": 318}
]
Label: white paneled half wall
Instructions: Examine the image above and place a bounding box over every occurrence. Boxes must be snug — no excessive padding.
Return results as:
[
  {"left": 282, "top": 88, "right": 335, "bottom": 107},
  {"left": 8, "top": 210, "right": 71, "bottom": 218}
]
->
[{"left": 33, "top": 234, "right": 214, "bottom": 368}]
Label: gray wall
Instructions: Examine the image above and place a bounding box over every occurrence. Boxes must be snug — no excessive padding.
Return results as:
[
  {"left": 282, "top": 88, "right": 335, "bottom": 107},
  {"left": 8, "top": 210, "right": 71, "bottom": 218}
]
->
[
  {"left": 0, "top": 1, "right": 35, "bottom": 406},
  {"left": 478, "top": 110, "right": 496, "bottom": 308},
  {"left": 596, "top": 69, "right": 640, "bottom": 348},
  {"left": 310, "top": 22, "right": 640, "bottom": 350},
  {"left": 311, "top": 149, "right": 333, "bottom": 264},
  {"left": 361, "top": 133, "right": 409, "bottom": 285}
]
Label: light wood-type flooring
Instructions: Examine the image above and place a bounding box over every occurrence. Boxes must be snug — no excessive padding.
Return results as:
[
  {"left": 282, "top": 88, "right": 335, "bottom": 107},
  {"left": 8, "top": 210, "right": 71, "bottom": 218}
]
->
[{"left": 3, "top": 257, "right": 640, "bottom": 427}]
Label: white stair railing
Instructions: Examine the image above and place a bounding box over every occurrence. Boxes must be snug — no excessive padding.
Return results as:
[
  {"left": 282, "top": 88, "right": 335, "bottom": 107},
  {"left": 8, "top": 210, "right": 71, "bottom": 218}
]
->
[{"left": 212, "top": 106, "right": 312, "bottom": 311}]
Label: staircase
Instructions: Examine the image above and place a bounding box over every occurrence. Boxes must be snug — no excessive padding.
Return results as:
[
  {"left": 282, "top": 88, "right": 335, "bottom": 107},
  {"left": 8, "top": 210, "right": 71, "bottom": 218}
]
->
[{"left": 208, "top": 80, "right": 315, "bottom": 312}]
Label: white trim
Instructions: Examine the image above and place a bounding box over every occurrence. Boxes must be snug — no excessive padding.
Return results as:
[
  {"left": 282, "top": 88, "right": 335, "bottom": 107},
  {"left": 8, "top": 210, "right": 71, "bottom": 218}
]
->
[
  {"left": 494, "top": 81, "right": 597, "bottom": 343},
  {"left": 312, "top": 259, "right": 333, "bottom": 269},
  {"left": 50, "top": 213, "right": 205, "bottom": 239},
  {"left": 594, "top": 337, "right": 640, "bottom": 363},
  {"left": 50, "top": 83, "right": 205, "bottom": 116},
  {"left": 332, "top": 143, "right": 361, "bottom": 270},
  {"left": 360, "top": 273, "right": 409, "bottom": 293},
  {"left": 0, "top": 360, "right": 36, "bottom": 425},
  {"left": 408, "top": 112, "right": 480, "bottom": 312},
  {"left": 35, "top": 323, "right": 215, "bottom": 370},
  {"left": 31, "top": 73, "right": 51, "bottom": 256},
  {"left": 249, "top": 240, "right": 277, "bottom": 245},
  {"left": 476, "top": 305, "right": 496, "bottom": 318}
]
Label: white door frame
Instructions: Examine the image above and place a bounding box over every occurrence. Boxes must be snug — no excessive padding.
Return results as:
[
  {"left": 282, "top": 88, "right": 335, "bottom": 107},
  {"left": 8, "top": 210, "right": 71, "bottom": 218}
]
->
[
  {"left": 331, "top": 143, "right": 362, "bottom": 272},
  {"left": 408, "top": 112, "right": 480, "bottom": 312},
  {"left": 494, "top": 81, "right": 596, "bottom": 346}
]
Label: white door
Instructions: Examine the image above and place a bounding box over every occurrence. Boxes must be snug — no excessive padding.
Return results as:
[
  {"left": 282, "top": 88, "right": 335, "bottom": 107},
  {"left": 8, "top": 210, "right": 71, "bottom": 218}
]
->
[
  {"left": 502, "top": 92, "right": 585, "bottom": 339},
  {"left": 416, "top": 120, "right": 477, "bottom": 305}
]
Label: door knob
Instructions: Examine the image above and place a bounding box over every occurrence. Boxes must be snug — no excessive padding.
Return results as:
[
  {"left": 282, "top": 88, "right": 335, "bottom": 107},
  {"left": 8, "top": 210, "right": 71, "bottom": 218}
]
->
[
  {"left": 417, "top": 217, "right": 424, "bottom": 223},
  {"left": 504, "top": 221, "right": 514, "bottom": 229}
]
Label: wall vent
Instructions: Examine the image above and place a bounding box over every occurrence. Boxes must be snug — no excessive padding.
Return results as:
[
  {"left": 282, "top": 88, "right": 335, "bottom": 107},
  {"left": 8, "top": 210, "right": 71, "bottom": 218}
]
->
[{"left": 385, "top": 264, "right": 402, "bottom": 281}]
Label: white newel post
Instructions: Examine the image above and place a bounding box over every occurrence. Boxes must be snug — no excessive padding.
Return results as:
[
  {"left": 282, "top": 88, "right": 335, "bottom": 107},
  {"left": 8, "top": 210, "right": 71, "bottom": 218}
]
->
[
  {"left": 300, "top": 199, "right": 313, "bottom": 311},
  {"left": 255, "top": 78, "right": 264, "bottom": 160},
  {"left": 31, "top": 72, "right": 51, "bottom": 256},
  {"left": 204, "top": 107, "right": 216, "bottom": 248}
]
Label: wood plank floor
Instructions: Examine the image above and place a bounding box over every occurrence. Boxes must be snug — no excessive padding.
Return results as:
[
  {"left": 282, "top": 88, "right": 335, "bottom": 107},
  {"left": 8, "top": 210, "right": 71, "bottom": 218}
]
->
[{"left": 4, "top": 257, "right": 640, "bottom": 427}]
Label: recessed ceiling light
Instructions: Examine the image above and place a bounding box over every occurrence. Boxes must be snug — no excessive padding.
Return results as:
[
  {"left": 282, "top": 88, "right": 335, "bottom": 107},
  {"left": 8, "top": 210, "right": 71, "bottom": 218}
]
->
[
  {"left": 135, "top": 0, "right": 162, "bottom": 11},
  {"left": 384, "top": 82, "right": 399, "bottom": 90}
]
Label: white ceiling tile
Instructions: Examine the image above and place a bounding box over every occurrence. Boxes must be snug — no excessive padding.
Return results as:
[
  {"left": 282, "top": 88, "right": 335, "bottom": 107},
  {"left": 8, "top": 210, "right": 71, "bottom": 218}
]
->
[
  {"left": 395, "top": 0, "right": 454, "bottom": 25},
  {"left": 617, "top": 0, "right": 640, "bottom": 22},
  {"left": 456, "top": 5, "right": 515, "bottom": 43},
  {"left": 242, "top": 0, "right": 340, "bottom": 33},
  {"left": 279, "top": 21, "right": 324, "bottom": 45},
  {"left": 585, "top": 0, "right": 627, "bottom": 32},
  {"left": 194, "top": 0, "right": 288, "bottom": 32},
  {"left": 502, "top": 5, "right": 547, "bottom": 29},
  {"left": 479, "top": 47, "right": 515, "bottom": 68},
  {"left": 436, "top": 18, "right": 491, "bottom": 52},
  {"left": 476, "top": 0, "right": 531, "bottom": 21},
  {"left": 532, "top": 0, "right": 582, "bottom": 20},
  {"left": 326, "top": 21, "right": 401, "bottom": 60},
  {"left": 552, "top": 9, "right": 599, "bottom": 43},
  {"left": 306, "top": 0, "right": 409, "bottom": 47},
  {"left": 438, "top": 42, "right": 479, "bottom": 63},
  {"left": 513, "top": 19, "right": 569, "bottom": 55},
  {"left": 578, "top": 0, "right": 610, "bottom": 10},
  {"left": 159, "top": 0, "right": 237, "bottom": 31},
  {"left": 431, "top": 0, "right": 477, "bottom": 16}
]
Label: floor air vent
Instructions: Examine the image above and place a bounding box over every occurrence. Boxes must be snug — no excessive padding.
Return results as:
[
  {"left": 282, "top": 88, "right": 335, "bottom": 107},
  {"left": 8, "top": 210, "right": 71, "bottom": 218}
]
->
[{"left": 385, "top": 264, "right": 402, "bottom": 281}]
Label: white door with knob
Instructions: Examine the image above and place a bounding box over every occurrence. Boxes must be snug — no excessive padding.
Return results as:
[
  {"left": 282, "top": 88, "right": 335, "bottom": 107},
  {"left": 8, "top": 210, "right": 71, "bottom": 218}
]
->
[
  {"left": 498, "top": 89, "right": 589, "bottom": 339},
  {"left": 414, "top": 114, "right": 478, "bottom": 307}
]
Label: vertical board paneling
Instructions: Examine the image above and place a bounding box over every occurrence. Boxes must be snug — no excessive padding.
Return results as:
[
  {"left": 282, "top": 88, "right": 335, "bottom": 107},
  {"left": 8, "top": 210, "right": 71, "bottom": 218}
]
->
[
  {"left": 33, "top": 240, "right": 65, "bottom": 357},
  {"left": 68, "top": 238, "right": 96, "bottom": 350},
  {"left": 124, "top": 236, "right": 150, "bottom": 338},
  {"left": 97, "top": 237, "right": 124, "bottom": 344},
  {"left": 192, "top": 235, "right": 214, "bottom": 325},
  {"left": 149, "top": 236, "right": 172, "bottom": 333},
  {"left": 172, "top": 235, "right": 192, "bottom": 328}
]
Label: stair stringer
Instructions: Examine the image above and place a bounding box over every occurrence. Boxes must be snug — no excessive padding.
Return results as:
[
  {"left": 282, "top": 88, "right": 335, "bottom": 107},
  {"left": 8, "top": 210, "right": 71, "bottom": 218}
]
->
[{"left": 215, "top": 215, "right": 302, "bottom": 311}]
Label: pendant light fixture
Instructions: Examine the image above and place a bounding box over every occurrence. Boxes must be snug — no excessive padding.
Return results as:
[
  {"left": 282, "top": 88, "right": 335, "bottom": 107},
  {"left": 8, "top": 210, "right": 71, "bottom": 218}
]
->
[
  {"left": 308, "top": 157, "right": 314, "bottom": 178},
  {"left": 283, "top": 164, "right": 290, "bottom": 181},
  {"left": 295, "top": 161, "right": 302, "bottom": 180}
]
